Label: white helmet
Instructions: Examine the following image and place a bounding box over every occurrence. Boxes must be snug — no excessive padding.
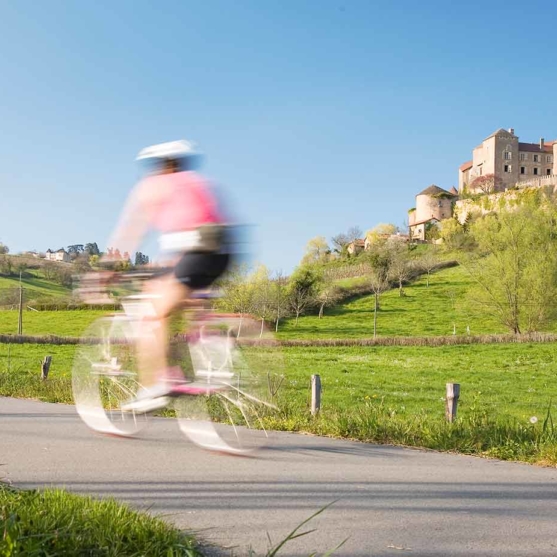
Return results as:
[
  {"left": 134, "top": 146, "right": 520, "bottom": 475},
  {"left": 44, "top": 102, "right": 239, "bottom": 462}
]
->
[{"left": 136, "top": 139, "right": 200, "bottom": 161}]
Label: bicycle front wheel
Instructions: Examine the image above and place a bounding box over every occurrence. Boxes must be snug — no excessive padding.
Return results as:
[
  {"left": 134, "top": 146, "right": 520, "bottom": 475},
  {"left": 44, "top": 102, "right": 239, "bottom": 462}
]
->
[
  {"left": 72, "top": 316, "right": 148, "bottom": 436},
  {"left": 174, "top": 316, "right": 283, "bottom": 454}
]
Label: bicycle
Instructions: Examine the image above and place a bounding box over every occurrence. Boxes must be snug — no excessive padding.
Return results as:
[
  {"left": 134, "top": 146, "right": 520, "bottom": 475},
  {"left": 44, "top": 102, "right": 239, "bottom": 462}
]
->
[{"left": 72, "top": 272, "right": 283, "bottom": 455}]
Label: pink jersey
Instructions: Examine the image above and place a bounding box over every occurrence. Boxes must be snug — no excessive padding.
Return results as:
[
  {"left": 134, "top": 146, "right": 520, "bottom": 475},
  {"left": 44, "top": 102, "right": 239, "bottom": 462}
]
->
[{"left": 144, "top": 171, "right": 223, "bottom": 233}]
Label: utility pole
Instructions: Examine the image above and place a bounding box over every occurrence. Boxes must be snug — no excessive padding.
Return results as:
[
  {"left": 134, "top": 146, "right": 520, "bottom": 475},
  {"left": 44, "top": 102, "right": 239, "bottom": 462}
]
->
[{"left": 18, "top": 271, "right": 23, "bottom": 335}]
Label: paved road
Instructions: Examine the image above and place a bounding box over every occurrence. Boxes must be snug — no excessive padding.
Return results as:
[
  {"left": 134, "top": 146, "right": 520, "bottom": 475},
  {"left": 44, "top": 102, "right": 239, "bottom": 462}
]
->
[{"left": 1, "top": 397, "right": 557, "bottom": 556}]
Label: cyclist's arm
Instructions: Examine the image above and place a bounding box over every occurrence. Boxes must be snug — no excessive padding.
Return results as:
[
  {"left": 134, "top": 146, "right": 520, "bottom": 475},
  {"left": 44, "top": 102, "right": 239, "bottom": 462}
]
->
[{"left": 102, "top": 181, "right": 153, "bottom": 262}]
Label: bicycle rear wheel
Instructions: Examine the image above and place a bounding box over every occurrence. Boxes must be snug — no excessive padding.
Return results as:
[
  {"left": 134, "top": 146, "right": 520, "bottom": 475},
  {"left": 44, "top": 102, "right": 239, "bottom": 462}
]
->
[
  {"left": 72, "top": 317, "right": 148, "bottom": 436},
  {"left": 174, "top": 316, "right": 283, "bottom": 454}
]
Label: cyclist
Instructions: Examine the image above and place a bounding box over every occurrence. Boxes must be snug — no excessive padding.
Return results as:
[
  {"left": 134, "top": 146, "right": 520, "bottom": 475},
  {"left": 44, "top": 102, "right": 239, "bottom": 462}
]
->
[{"left": 102, "top": 140, "right": 230, "bottom": 412}]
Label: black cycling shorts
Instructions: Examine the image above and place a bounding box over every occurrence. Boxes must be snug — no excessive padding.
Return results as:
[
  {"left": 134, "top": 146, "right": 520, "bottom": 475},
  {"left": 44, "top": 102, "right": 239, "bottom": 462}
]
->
[{"left": 174, "top": 252, "right": 229, "bottom": 289}]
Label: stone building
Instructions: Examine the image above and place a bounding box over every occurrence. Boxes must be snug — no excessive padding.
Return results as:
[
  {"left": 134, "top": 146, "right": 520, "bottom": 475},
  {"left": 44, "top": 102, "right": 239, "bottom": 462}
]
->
[
  {"left": 408, "top": 185, "right": 457, "bottom": 240},
  {"left": 459, "top": 128, "right": 557, "bottom": 193}
]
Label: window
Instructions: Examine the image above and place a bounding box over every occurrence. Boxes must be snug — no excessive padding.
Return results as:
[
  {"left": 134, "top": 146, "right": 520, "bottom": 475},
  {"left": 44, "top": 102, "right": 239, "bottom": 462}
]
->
[
  {"left": 520, "top": 153, "right": 527, "bottom": 161},
  {"left": 548, "top": 155, "right": 553, "bottom": 163},
  {"left": 521, "top": 167, "right": 526, "bottom": 175},
  {"left": 504, "top": 164, "right": 511, "bottom": 173},
  {"left": 504, "top": 151, "right": 511, "bottom": 160},
  {"left": 534, "top": 154, "right": 539, "bottom": 162},
  {"left": 534, "top": 168, "right": 539, "bottom": 175},
  {"left": 548, "top": 169, "right": 552, "bottom": 176}
]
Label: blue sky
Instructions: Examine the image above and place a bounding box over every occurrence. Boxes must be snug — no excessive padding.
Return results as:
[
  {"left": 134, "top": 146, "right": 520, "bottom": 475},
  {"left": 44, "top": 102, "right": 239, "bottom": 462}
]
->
[{"left": 1, "top": 0, "right": 556, "bottom": 272}]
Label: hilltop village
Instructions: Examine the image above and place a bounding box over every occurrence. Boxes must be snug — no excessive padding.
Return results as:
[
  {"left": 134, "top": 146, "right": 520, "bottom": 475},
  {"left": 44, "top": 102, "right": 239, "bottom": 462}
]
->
[{"left": 408, "top": 128, "right": 557, "bottom": 240}]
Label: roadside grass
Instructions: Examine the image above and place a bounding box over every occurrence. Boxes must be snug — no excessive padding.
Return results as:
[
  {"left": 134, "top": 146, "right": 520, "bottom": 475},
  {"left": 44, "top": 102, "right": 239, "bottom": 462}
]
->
[
  {"left": 279, "top": 265, "right": 506, "bottom": 339},
  {"left": 0, "top": 310, "right": 109, "bottom": 337},
  {"left": 2, "top": 340, "right": 557, "bottom": 464},
  {"left": 0, "top": 484, "right": 203, "bottom": 556}
]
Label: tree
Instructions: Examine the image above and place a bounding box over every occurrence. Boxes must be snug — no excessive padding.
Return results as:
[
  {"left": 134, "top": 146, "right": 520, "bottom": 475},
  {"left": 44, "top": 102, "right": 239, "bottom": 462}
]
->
[
  {"left": 67, "top": 244, "right": 84, "bottom": 261},
  {"left": 0, "top": 243, "right": 9, "bottom": 255},
  {"left": 465, "top": 202, "right": 557, "bottom": 334},
  {"left": 287, "top": 267, "right": 320, "bottom": 326},
  {"left": 470, "top": 174, "right": 503, "bottom": 195},
  {"left": 217, "top": 264, "right": 255, "bottom": 337},
  {"left": 302, "top": 236, "right": 330, "bottom": 265},
  {"left": 364, "top": 245, "right": 393, "bottom": 338},
  {"left": 54, "top": 267, "right": 73, "bottom": 287},
  {"left": 84, "top": 242, "right": 100, "bottom": 256},
  {"left": 387, "top": 243, "right": 413, "bottom": 297},
  {"left": 0, "top": 256, "right": 13, "bottom": 276},
  {"left": 366, "top": 266, "right": 390, "bottom": 339},
  {"left": 365, "top": 223, "right": 397, "bottom": 246},
  {"left": 43, "top": 261, "right": 58, "bottom": 281},
  {"left": 439, "top": 218, "right": 475, "bottom": 251},
  {"left": 251, "top": 265, "right": 274, "bottom": 337},
  {"left": 331, "top": 226, "right": 362, "bottom": 255},
  {"left": 74, "top": 254, "right": 91, "bottom": 274},
  {"left": 418, "top": 248, "right": 440, "bottom": 287},
  {"left": 316, "top": 282, "right": 342, "bottom": 318},
  {"left": 270, "top": 270, "right": 289, "bottom": 332},
  {"left": 134, "top": 252, "right": 149, "bottom": 266}
]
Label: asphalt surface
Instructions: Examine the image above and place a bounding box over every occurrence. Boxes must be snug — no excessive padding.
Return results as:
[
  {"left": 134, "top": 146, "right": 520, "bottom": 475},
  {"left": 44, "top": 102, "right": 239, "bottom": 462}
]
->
[{"left": 1, "top": 397, "right": 557, "bottom": 556}]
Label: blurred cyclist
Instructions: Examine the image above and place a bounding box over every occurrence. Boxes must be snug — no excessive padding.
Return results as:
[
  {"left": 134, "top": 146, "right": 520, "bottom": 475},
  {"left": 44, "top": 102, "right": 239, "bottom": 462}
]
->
[{"left": 102, "top": 140, "right": 229, "bottom": 412}]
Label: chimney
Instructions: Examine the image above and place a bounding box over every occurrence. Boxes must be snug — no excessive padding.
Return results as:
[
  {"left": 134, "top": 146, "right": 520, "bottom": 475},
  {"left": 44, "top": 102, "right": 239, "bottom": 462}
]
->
[
  {"left": 540, "top": 138, "right": 545, "bottom": 150},
  {"left": 509, "top": 128, "right": 515, "bottom": 135}
]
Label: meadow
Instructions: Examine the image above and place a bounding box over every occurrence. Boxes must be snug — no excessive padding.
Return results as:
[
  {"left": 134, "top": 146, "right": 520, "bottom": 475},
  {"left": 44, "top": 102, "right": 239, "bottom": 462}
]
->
[
  {"left": 2, "top": 340, "right": 557, "bottom": 464},
  {"left": 279, "top": 265, "right": 507, "bottom": 339},
  {"left": 0, "top": 309, "right": 109, "bottom": 337}
]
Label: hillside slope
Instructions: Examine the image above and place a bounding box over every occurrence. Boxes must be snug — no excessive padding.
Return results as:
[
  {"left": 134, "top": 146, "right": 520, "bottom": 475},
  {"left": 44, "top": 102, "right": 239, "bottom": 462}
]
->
[{"left": 278, "top": 264, "right": 507, "bottom": 339}]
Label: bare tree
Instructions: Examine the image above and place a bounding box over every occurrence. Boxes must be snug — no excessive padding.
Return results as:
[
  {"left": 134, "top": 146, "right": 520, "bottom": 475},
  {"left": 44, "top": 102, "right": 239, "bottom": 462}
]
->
[
  {"left": 418, "top": 248, "right": 440, "bottom": 288},
  {"left": 388, "top": 243, "right": 413, "bottom": 297},
  {"left": 366, "top": 266, "right": 390, "bottom": 338},
  {"left": 346, "top": 226, "right": 362, "bottom": 242},
  {"left": 331, "top": 226, "right": 362, "bottom": 255},
  {"left": 271, "top": 270, "right": 289, "bottom": 332},
  {"left": 42, "top": 261, "right": 58, "bottom": 281},
  {"left": 251, "top": 265, "right": 274, "bottom": 338}
]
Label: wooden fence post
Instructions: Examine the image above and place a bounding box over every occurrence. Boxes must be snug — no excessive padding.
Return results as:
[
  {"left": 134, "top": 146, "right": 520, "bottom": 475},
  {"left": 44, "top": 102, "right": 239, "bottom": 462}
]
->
[
  {"left": 311, "top": 374, "right": 321, "bottom": 415},
  {"left": 41, "top": 356, "right": 52, "bottom": 380},
  {"left": 445, "top": 383, "right": 460, "bottom": 422}
]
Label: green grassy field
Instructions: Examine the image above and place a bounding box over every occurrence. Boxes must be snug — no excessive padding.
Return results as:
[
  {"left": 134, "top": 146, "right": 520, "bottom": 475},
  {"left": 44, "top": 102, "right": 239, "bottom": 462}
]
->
[
  {"left": 0, "top": 274, "right": 71, "bottom": 298},
  {"left": 2, "top": 340, "right": 557, "bottom": 463},
  {"left": 280, "top": 265, "right": 506, "bottom": 339},
  {"left": 0, "top": 310, "right": 109, "bottom": 336},
  {"left": 3, "top": 341, "right": 556, "bottom": 421}
]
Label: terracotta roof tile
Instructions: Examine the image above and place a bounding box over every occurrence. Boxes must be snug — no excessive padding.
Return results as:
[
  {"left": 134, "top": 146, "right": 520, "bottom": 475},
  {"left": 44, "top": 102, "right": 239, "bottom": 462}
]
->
[{"left": 459, "top": 160, "right": 473, "bottom": 172}]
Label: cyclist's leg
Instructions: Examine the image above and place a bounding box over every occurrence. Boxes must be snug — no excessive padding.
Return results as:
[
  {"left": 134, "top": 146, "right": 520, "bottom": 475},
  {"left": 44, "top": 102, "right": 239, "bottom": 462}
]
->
[{"left": 136, "top": 273, "right": 191, "bottom": 388}]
